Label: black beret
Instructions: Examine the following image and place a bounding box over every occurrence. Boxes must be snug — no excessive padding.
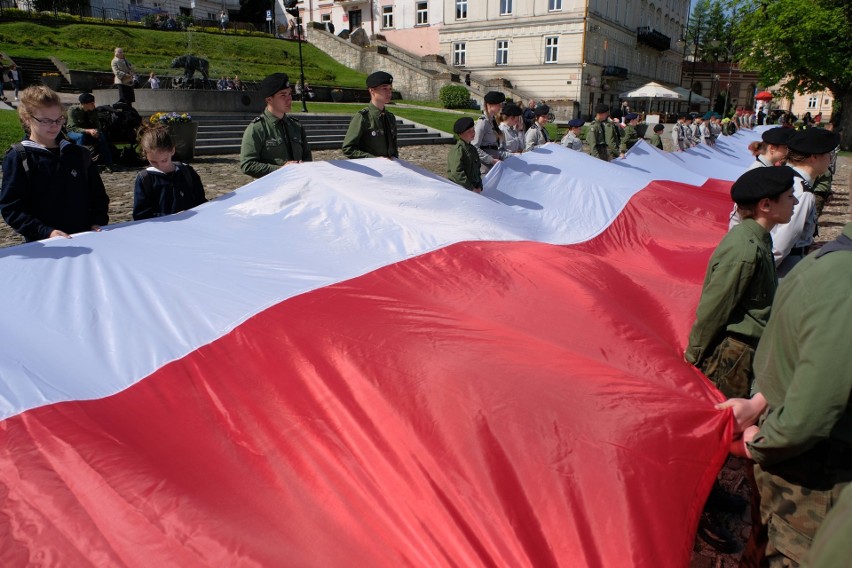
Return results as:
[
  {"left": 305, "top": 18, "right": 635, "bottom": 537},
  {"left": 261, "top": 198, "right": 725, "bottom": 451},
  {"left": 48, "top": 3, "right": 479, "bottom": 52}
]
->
[
  {"left": 259, "top": 73, "right": 290, "bottom": 98},
  {"left": 533, "top": 104, "right": 550, "bottom": 117},
  {"left": 625, "top": 112, "right": 639, "bottom": 122},
  {"left": 609, "top": 109, "right": 622, "bottom": 119},
  {"left": 453, "top": 116, "right": 475, "bottom": 134},
  {"left": 78, "top": 93, "right": 95, "bottom": 104},
  {"left": 787, "top": 127, "right": 840, "bottom": 155},
  {"left": 730, "top": 166, "right": 796, "bottom": 205},
  {"left": 501, "top": 103, "right": 522, "bottom": 117},
  {"left": 568, "top": 118, "right": 585, "bottom": 128},
  {"left": 366, "top": 71, "right": 393, "bottom": 88},
  {"left": 653, "top": 123, "right": 665, "bottom": 132},
  {"left": 761, "top": 127, "right": 795, "bottom": 146},
  {"left": 484, "top": 91, "right": 505, "bottom": 105},
  {"left": 594, "top": 103, "right": 610, "bottom": 114}
]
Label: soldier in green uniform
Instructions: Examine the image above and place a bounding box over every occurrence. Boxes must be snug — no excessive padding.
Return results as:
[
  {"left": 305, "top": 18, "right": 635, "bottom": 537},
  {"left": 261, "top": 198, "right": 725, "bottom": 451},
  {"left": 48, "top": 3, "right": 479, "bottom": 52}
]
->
[
  {"left": 586, "top": 103, "right": 613, "bottom": 161},
  {"left": 648, "top": 123, "right": 665, "bottom": 150},
  {"left": 66, "top": 92, "right": 113, "bottom": 169},
  {"left": 719, "top": 221, "right": 852, "bottom": 566},
  {"left": 446, "top": 116, "right": 482, "bottom": 193},
  {"left": 342, "top": 71, "right": 398, "bottom": 159},
  {"left": 240, "top": 72, "right": 312, "bottom": 178},
  {"left": 686, "top": 166, "right": 798, "bottom": 553},
  {"left": 802, "top": 483, "right": 852, "bottom": 567},
  {"left": 619, "top": 112, "right": 640, "bottom": 154}
]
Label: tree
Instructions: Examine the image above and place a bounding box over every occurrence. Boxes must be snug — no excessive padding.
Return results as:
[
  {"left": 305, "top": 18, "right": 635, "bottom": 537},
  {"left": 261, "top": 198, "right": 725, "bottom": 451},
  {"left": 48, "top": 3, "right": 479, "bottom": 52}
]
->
[{"left": 728, "top": 0, "right": 852, "bottom": 149}]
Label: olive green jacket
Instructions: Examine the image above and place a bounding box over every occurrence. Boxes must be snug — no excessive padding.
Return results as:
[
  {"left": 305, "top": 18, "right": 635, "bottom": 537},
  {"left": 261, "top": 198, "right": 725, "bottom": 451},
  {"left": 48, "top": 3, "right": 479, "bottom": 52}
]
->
[
  {"left": 239, "top": 109, "right": 312, "bottom": 179},
  {"left": 620, "top": 124, "right": 640, "bottom": 154},
  {"left": 685, "top": 219, "right": 777, "bottom": 366},
  {"left": 341, "top": 103, "right": 399, "bottom": 159},
  {"left": 446, "top": 139, "right": 482, "bottom": 191},
  {"left": 748, "top": 223, "right": 852, "bottom": 468},
  {"left": 586, "top": 119, "right": 620, "bottom": 160},
  {"left": 67, "top": 104, "right": 103, "bottom": 134}
]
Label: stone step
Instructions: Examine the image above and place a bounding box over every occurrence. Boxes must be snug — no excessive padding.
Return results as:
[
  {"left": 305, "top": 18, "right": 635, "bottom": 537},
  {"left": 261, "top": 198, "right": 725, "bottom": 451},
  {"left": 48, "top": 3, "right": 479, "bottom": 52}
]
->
[{"left": 195, "top": 135, "right": 452, "bottom": 155}]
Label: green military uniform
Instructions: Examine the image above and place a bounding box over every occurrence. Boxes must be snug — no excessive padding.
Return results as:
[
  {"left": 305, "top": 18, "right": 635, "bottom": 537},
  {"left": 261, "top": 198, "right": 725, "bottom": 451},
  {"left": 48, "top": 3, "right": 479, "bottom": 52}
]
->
[
  {"left": 341, "top": 103, "right": 398, "bottom": 159},
  {"left": 586, "top": 118, "right": 610, "bottom": 161},
  {"left": 620, "top": 124, "right": 639, "bottom": 154},
  {"left": 66, "top": 104, "right": 103, "bottom": 135},
  {"left": 685, "top": 218, "right": 777, "bottom": 398},
  {"left": 802, "top": 483, "right": 852, "bottom": 567},
  {"left": 811, "top": 171, "right": 832, "bottom": 219},
  {"left": 446, "top": 138, "right": 481, "bottom": 191},
  {"left": 649, "top": 132, "right": 664, "bottom": 150},
  {"left": 748, "top": 223, "right": 852, "bottom": 565},
  {"left": 239, "top": 109, "right": 312, "bottom": 178}
]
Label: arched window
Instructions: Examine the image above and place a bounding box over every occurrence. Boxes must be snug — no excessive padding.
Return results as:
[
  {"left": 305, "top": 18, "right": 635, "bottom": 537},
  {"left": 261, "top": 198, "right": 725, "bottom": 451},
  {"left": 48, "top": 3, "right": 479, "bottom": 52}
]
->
[{"left": 693, "top": 81, "right": 703, "bottom": 96}]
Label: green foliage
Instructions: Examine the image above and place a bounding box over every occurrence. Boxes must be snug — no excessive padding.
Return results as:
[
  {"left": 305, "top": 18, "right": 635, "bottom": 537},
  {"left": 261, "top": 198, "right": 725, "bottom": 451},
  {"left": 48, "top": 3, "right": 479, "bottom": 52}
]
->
[
  {"left": 439, "top": 85, "right": 471, "bottom": 110},
  {"left": 728, "top": 0, "right": 852, "bottom": 148},
  {"left": 0, "top": 112, "right": 25, "bottom": 152},
  {"left": 0, "top": 22, "right": 367, "bottom": 86}
]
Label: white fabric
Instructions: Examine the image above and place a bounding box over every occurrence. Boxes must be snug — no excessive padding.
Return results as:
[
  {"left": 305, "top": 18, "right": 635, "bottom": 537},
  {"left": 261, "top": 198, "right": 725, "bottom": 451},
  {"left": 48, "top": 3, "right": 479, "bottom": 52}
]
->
[
  {"left": 0, "top": 144, "right": 756, "bottom": 420},
  {"left": 619, "top": 81, "right": 683, "bottom": 100}
]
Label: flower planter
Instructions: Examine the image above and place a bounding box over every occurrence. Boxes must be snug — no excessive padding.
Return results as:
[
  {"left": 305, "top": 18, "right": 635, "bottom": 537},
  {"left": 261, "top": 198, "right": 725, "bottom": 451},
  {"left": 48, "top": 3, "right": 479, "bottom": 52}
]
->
[{"left": 166, "top": 122, "right": 199, "bottom": 161}]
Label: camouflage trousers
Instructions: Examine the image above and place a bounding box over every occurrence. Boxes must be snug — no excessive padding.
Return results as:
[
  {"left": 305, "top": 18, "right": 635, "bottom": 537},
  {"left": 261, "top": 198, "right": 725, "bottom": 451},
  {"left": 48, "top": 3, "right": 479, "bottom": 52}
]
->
[
  {"left": 699, "top": 335, "right": 755, "bottom": 399},
  {"left": 754, "top": 466, "right": 848, "bottom": 567}
]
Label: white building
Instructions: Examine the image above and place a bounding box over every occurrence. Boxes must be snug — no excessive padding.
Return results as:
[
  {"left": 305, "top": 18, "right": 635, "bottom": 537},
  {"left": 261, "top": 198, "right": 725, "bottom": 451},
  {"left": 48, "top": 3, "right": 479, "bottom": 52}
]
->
[{"left": 440, "top": 0, "right": 689, "bottom": 118}]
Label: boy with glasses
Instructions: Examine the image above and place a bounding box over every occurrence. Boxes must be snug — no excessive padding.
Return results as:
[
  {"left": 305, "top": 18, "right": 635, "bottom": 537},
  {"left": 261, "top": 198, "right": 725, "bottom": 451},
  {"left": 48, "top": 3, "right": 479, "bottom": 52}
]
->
[{"left": 0, "top": 86, "right": 109, "bottom": 242}]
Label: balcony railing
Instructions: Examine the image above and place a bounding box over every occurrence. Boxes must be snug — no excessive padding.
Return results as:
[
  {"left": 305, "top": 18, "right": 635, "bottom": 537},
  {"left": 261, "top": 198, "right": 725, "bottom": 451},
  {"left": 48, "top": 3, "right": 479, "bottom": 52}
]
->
[
  {"left": 602, "top": 66, "right": 628, "bottom": 79},
  {"left": 636, "top": 27, "right": 671, "bottom": 51}
]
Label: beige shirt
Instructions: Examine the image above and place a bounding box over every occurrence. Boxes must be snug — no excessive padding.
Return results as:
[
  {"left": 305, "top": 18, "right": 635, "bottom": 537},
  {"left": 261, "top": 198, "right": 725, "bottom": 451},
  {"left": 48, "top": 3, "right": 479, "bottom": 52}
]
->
[{"left": 111, "top": 56, "right": 134, "bottom": 86}]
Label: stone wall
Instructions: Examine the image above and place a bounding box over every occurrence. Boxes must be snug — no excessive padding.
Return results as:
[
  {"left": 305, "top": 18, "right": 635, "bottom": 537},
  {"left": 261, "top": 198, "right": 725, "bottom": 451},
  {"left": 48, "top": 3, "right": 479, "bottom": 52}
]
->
[{"left": 93, "top": 88, "right": 266, "bottom": 114}]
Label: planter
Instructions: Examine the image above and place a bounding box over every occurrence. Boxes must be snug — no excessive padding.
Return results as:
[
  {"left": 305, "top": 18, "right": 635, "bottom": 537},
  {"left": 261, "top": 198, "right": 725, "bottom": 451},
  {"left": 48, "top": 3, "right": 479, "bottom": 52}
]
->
[
  {"left": 330, "top": 90, "right": 343, "bottom": 103},
  {"left": 166, "top": 122, "right": 199, "bottom": 162},
  {"left": 41, "top": 76, "right": 62, "bottom": 90}
]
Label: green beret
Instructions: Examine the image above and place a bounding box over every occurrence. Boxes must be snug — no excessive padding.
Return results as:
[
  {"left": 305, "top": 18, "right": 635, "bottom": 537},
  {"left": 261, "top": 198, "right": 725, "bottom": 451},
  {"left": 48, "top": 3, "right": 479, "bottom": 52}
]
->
[
  {"left": 366, "top": 71, "right": 393, "bottom": 88},
  {"left": 259, "top": 73, "right": 290, "bottom": 98}
]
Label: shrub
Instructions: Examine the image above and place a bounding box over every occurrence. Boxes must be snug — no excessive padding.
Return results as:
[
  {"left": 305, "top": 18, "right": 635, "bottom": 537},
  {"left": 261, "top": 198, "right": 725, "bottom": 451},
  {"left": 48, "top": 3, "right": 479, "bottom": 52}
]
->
[{"left": 439, "top": 84, "right": 471, "bottom": 110}]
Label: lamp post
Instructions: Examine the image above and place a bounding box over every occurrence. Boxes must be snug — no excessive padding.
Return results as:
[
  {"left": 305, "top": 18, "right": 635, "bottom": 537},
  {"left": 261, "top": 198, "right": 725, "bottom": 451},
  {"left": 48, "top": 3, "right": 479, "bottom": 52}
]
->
[
  {"left": 284, "top": 0, "right": 308, "bottom": 113},
  {"left": 720, "top": 44, "right": 735, "bottom": 118}
]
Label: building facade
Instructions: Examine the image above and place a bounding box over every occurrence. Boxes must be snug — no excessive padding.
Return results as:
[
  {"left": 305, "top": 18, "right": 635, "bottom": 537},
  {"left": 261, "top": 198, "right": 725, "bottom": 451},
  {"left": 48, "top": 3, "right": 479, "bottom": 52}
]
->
[
  {"left": 439, "top": 0, "right": 690, "bottom": 118},
  {"left": 680, "top": 61, "right": 759, "bottom": 116}
]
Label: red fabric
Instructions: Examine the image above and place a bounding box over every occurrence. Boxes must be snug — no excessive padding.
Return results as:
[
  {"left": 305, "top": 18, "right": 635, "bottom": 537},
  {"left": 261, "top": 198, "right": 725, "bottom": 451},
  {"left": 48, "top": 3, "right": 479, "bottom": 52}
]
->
[{"left": 0, "top": 181, "right": 733, "bottom": 566}]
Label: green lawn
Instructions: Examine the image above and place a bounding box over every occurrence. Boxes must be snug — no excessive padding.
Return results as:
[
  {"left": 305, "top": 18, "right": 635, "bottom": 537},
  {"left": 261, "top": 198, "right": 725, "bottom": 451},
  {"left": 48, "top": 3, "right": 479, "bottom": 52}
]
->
[
  {"left": 0, "top": 111, "right": 24, "bottom": 150},
  {"left": 304, "top": 102, "right": 480, "bottom": 134},
  {"left": 0, "top": 21, "right": 367, "bottom": 86}
]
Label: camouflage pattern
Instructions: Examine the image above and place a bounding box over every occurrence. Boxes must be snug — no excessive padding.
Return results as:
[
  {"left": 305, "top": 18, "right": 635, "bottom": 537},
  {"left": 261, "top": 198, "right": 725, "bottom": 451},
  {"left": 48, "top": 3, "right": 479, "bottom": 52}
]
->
[
  {"left": 698, "top": 335, "right": 755, "bottom": 399},
  {"left": 755, "top": 465, "right": 849, "bottom": 566},
  {"left": 619, "top": 124, "right": 639, "bottom": 154},
  {"left": 586, "top": 118, "right": 610, "bottom": 161},
  {"left": 811, "top": 172, "right": 832, "bottom": 219}
]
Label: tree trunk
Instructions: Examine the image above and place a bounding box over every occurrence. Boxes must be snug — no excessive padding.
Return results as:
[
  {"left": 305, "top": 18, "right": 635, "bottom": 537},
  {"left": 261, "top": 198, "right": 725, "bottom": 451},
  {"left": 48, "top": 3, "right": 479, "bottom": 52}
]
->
[{"left": 835, "top": 90, "right": 852, "bottom": 152}]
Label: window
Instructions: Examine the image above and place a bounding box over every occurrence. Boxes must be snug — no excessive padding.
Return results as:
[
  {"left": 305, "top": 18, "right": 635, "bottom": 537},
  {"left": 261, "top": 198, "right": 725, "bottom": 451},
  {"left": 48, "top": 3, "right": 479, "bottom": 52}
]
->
[
  {"left": 416, "top": 2, "right": 428, "bottom": 25},
  {"left": 496, "top": 40, "right": 509, "bottom": 66},
  {"left": 453, "top": 42, "right": 466, "bottom": 66},
  {"left": 382, "top": 6, "right": 393, "bottom": 29},
  {"left": 500, "top": 0, "right": 513, "bottom": 15},
  {"left": 549, "top": 0, "right": 563, "bottom": 10},
  {"left": 807, "top": 97, "right": 818, "bottom": 109},
  {"left": 456, "top": 0, "right": 467, "bottom": 20},
  {"left": 320, "top": 13, "right": 331, "bottom": 23},
  {"left": 545, "top": 36, "right": 559, "bottom": 63}
]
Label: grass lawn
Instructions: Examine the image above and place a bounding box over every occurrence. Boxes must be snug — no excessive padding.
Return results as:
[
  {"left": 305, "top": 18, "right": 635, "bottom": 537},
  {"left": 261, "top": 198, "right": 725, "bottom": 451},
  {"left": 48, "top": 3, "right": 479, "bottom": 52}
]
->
[
  {"left": 304, "top": 102, "right": 480, "bottom": 134},
  {"left": 0, "top": 112, "right": 24, "bottom": 150},
  {"left": 0, "top": 21, "right": 366, "bottom": 87}
]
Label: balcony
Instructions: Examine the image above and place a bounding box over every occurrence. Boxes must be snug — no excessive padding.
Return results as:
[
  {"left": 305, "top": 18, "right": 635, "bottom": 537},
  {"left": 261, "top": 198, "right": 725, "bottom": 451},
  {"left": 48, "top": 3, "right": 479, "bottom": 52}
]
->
[
  {"left": 602, "top": 66, "right": 628, "bottom": 79},
  {"left": 636, "top": 27, "right": 671, "bottom": 51}
]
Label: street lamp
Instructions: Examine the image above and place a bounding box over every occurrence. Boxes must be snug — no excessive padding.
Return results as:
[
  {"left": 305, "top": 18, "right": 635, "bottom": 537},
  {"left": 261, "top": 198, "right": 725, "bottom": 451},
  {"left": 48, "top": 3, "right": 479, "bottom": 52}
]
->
[{"left": 284, "top": 0, "right": 308, "bottom": 113}]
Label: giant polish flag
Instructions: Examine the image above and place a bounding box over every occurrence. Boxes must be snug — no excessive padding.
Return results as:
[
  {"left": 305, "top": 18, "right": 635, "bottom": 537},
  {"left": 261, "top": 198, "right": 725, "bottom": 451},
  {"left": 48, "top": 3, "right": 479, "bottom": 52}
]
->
[{"left": 1, "top": 132, "right": 760, "bottom": 566}]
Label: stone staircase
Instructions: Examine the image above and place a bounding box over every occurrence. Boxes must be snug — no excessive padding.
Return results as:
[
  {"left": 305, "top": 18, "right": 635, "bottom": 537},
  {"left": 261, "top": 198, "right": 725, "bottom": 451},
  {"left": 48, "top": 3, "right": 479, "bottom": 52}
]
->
[
  {"left": 11, "top": 56, "right": 73, "bottom": 92},
  {"left": 193, "top": 113, "right": 453, "bottom": 155}
]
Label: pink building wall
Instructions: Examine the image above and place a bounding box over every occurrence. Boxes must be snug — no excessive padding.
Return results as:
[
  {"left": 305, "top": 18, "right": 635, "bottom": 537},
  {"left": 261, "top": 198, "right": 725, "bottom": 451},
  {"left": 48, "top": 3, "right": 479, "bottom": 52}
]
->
[{"left": 379, "top": 25, "right": 442, "bottom": 57}]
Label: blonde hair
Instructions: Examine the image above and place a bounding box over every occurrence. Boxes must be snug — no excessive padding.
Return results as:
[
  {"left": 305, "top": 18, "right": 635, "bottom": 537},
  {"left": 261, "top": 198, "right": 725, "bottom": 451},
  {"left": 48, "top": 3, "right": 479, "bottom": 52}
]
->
[
  {"left": 137, "top": 123, "right": 175, "bottom": 158},
  {"left": 17, "top": 85, "right": 62, "bottom": 130}
]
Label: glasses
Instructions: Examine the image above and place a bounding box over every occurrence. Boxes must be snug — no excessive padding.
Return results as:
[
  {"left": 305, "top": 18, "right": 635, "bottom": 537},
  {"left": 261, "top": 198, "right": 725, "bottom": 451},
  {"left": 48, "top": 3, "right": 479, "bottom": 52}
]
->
[{"left": 31, "top": 116, "right": 66, "bottom": 126}]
